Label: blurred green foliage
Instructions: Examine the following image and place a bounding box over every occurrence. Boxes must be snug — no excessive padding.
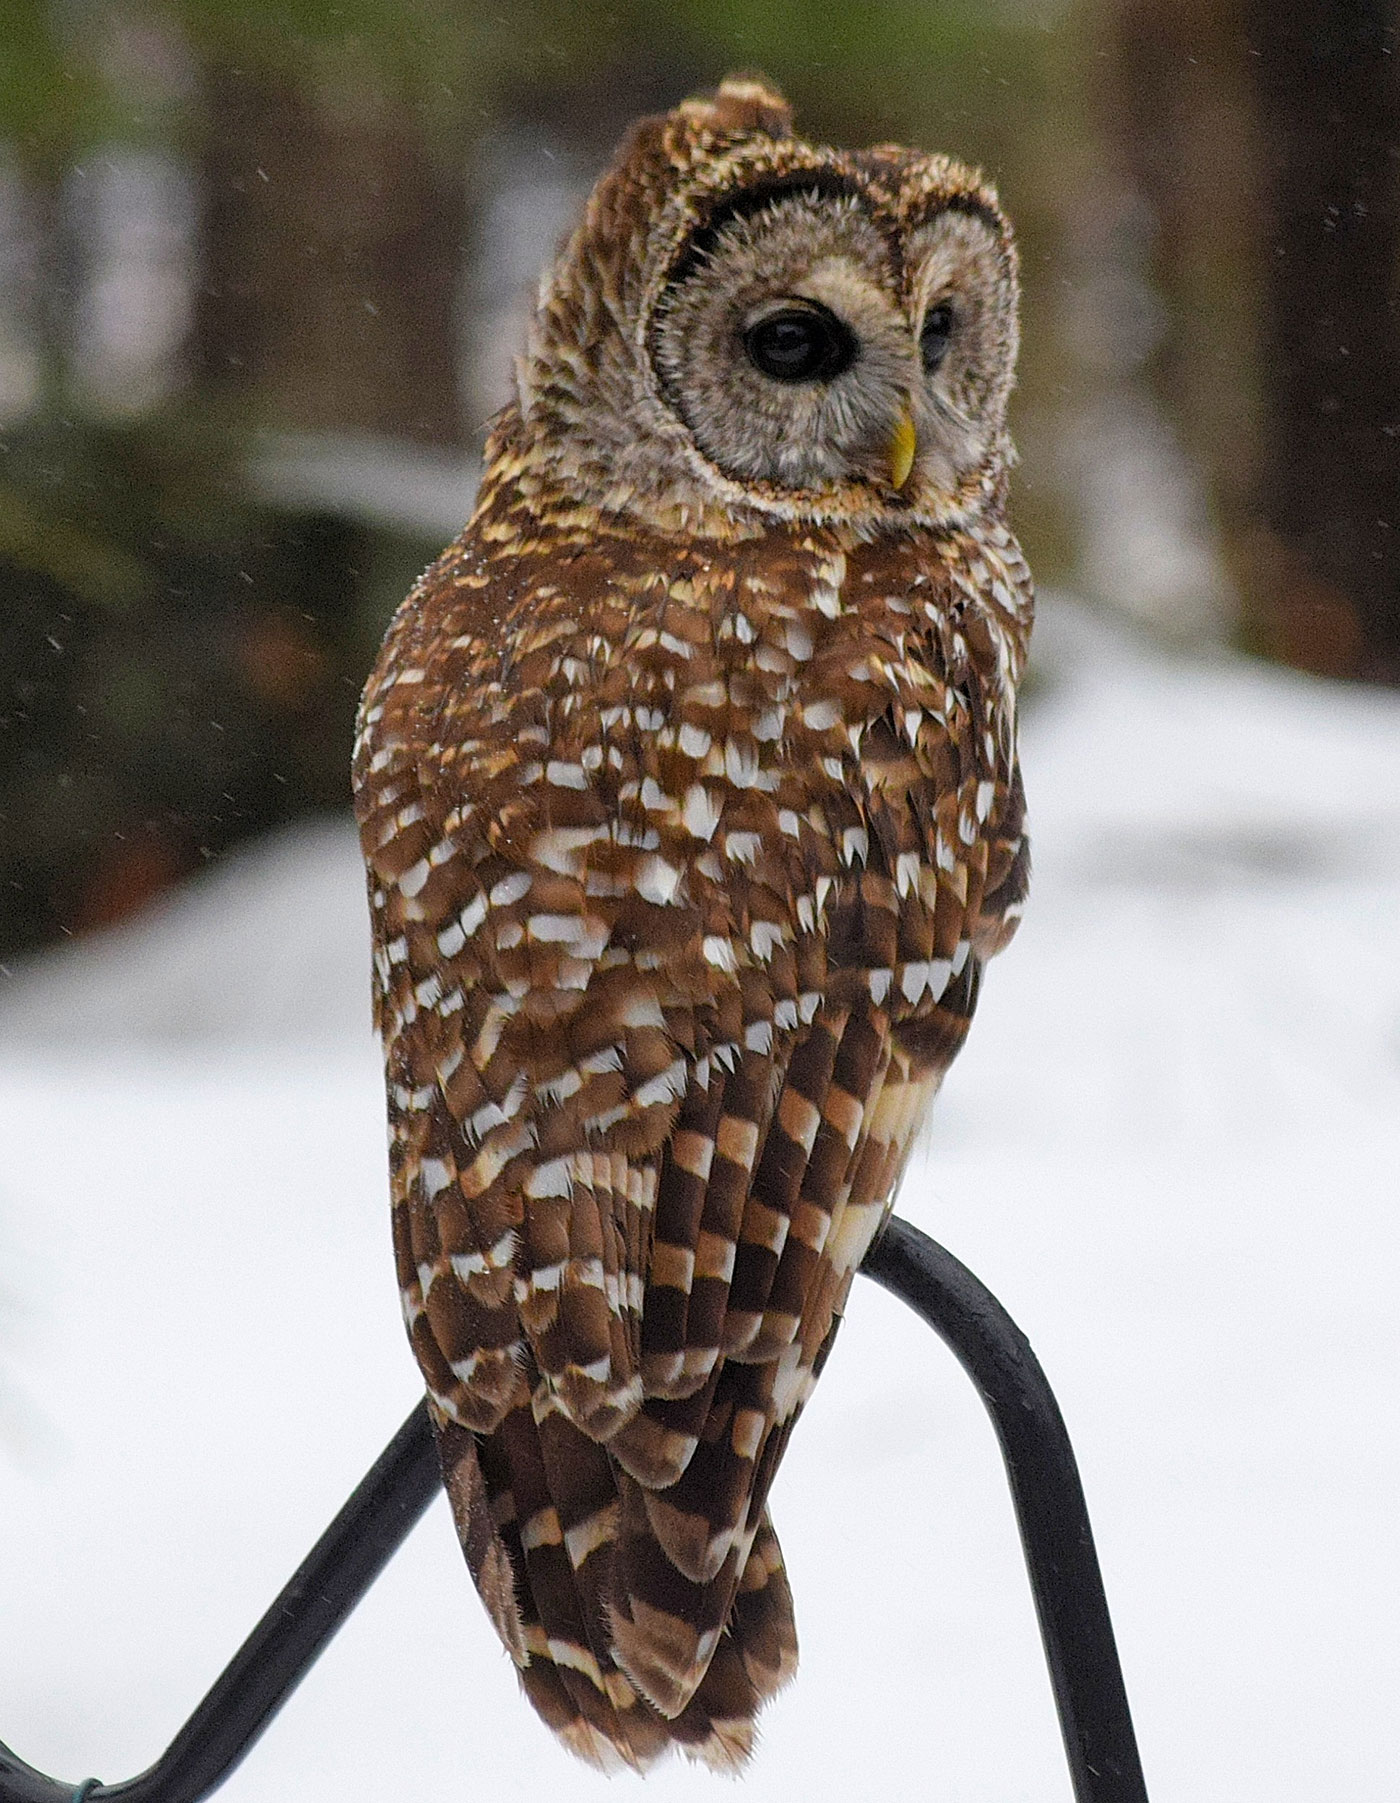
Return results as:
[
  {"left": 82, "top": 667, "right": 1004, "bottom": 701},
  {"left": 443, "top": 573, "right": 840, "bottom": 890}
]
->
[
  {"left": 0, "top": 409, "right": 438, "bottom": 950},
  {"left": 3, "top": 0, "right": 1076, "bottom": 185}
]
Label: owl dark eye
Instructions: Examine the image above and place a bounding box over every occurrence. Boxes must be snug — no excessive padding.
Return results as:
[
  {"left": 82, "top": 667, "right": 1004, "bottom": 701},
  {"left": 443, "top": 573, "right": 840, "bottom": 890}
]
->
[
  {"left": 921, "top": 301, "right": 955, "bottom": 373},
  {"left": 743, "top": 303, "right": 857, "bottom": 383}
]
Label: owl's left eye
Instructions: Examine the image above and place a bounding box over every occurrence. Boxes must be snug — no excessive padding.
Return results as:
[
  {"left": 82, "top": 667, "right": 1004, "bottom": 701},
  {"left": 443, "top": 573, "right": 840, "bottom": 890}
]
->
[
  {"left": 743, "top": 302, "right": 857, "bottom": 383},
  {"left": 921, "top": 301, "right": 955, "bottom": 373}
]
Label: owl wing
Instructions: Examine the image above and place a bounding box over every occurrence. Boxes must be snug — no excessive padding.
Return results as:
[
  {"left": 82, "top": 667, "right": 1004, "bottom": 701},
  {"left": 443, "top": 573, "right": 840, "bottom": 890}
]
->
[
  {"left": 355, "top": 575, "right": 810, "bottom": 1761},
  {"left": 355, "top": 582, "right": 673, "bottom": 1444},
  {"left": 598, "top": 667, "right": 1029, "bottom": 1723}
]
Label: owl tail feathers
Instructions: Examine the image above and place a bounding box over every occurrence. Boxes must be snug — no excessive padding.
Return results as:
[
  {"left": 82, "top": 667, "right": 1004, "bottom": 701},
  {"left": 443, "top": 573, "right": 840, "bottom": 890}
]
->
[
  {"left": 609, "top": 1508, "right": 799, "bottom": 1747},
  {"left": 577, "top": 1512, "right": 797, "bottom": 1773},
  {"left": 435, "top": 1412, "right": 797, "bottom": 1771}
]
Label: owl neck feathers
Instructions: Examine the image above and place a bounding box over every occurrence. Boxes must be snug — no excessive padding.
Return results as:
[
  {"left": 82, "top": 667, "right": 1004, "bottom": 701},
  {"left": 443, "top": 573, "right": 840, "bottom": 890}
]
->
[{"left": 469, "top": 399, "right": 1023, "bottom": 673}]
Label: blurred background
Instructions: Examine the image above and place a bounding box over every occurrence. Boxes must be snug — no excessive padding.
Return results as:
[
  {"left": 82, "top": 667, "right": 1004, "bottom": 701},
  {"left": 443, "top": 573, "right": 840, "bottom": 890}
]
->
[
  {"left": 1, "top": 8, "right": 1398, "bottom": 1802},
  {"left": 0, "top": 0, "right": 1396, "bottom": 957}
]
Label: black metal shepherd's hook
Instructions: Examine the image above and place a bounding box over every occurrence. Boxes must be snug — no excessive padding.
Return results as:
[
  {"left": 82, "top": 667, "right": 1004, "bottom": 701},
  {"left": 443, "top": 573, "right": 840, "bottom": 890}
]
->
[{"left": 0, "top": 1216, "right": 1149, "bottom": 1803}]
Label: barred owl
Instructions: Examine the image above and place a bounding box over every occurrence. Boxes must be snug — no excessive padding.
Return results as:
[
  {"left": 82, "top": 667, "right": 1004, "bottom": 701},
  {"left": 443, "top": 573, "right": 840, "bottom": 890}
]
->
[{"left": 353, "top": 76, "right": 1031, "bottom": 1770}]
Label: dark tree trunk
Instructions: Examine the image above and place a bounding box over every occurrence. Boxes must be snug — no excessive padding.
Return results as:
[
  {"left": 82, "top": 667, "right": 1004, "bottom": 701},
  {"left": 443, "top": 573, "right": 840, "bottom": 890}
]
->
[
  {"left": 195, "top": 61, "right": 467, "bottom": 447},
  {"left": 1107, "top": 1, "right": 1264, "bottom": 530},
  {"left": 1244, "top": 0, "right": 1400, "bottom": 679}
]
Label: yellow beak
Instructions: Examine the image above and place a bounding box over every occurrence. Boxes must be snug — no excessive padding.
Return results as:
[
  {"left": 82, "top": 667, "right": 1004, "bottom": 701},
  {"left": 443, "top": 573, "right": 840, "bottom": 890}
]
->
[{"left": 889, "top": 409, "right": 917, "bottom": 491}]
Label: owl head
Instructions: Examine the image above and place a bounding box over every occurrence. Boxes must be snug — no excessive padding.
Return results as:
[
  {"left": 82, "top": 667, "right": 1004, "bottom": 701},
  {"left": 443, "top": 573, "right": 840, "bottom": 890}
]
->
[{"left": 509, "top": 75, "right": 1020, "bottom": 536}]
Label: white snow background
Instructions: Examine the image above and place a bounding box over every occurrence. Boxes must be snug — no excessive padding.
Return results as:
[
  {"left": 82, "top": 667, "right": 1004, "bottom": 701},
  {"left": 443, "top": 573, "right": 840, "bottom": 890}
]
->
[{"left": 1, "top": 600, "right": 1397, "bottom": 1801}]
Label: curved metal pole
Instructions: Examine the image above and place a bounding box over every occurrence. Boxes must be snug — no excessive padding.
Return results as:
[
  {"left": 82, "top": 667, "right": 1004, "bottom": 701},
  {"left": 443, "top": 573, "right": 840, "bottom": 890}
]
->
[
  {"left": 0, "top": 1406, "right": 441, "bottom": 1803},
  {"left": 862, "top": 1216, "right": 1149, "bottom": 1803},
  {"left": 0, "top": 1215, "right": 1148, "bottom": 1802}
]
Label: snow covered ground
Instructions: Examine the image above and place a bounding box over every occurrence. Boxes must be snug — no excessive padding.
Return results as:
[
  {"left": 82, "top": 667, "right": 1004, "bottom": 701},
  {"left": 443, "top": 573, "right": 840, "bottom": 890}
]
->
[{"left": 1, "top": 600, "right": 1397, "bottom": 1802}]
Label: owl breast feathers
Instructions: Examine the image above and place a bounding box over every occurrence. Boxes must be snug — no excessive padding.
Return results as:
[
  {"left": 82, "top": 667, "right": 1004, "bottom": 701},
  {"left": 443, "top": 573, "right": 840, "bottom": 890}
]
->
[{"left": 353, "top": 74, "right": 1032, "bottom": 1771}]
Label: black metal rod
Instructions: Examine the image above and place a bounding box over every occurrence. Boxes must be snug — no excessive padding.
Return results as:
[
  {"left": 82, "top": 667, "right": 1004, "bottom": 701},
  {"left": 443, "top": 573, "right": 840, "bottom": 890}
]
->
[
  {"left": 0, "top": 1214, "right": 1147, "bottom": 1802},
  {"left": 863, "top": 1215, "right": 1149, "bottom": 1803},
  {"left": 0, "top": 1403, "right": 441, "bottom": 1803}
]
